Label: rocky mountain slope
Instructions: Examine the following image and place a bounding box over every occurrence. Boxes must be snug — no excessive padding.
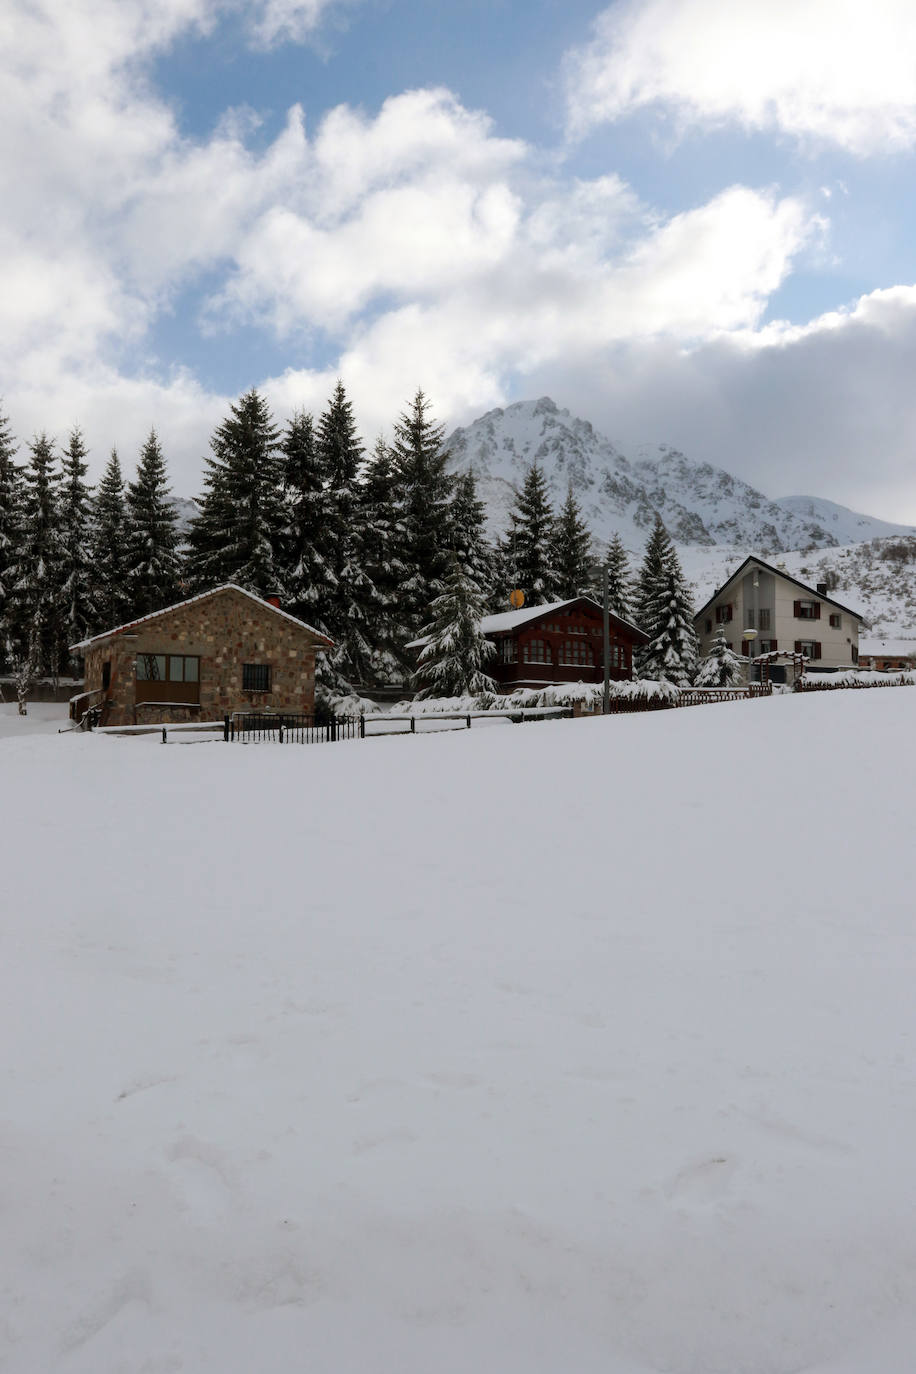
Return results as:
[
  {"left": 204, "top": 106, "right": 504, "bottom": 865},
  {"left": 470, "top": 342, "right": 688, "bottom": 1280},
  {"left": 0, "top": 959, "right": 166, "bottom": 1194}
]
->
[{"left": 445, "top": 397, "right": 914, "bottom": 554}]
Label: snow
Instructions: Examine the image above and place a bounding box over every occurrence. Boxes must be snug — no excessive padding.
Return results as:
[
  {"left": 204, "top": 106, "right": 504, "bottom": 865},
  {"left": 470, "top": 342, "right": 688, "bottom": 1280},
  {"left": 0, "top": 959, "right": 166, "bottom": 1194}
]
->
[
  {"left": 3, "top": 691, "right": 916, "bottom": 1372},
  {"left": 0, "top": 701, "right": 70, "bottom": 738}
]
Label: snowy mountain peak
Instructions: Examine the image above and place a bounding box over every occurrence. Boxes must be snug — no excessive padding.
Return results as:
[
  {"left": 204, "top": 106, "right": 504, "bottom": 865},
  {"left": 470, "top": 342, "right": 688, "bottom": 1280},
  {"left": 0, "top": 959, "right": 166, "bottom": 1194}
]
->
[{"left": 445, "top": 398, "right": 913, "bottom": 556}]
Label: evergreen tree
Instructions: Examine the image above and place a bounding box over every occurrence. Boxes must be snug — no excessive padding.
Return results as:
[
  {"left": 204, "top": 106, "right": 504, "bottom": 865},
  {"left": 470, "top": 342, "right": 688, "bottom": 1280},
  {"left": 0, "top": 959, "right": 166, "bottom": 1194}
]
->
[
  {"left": 695, "top": 626, "right": 745, "bottom": 687},
  {"left": 551, "top": 484, "right": 593, "bottom": 599},
  {"left": 89, "top": 448, "right": 132, "bottom": 630},
  {"left": 313, "top": 381, "right": 377, "bottom": 693},
  {"left": 633, "top": 514, "right": 675, "bottom": 631},
  {"left": 58, "top": 426, "right": 94, "bottom": 667},
  {"left": 391, "top": 389, "right": 455, "bottom": 640},
  {"left": 448, "top": 470, "right": 495, "bottom": 597},
  {"left": 502, "top": 463, "right": 557, "bottom": 607},
  {"left": 0, "top": 407, "right": 23, "bottom": 674},
  {"left": 414, "top": 561, "right": 496, "bottom": 699},
  {"left": 126, "top": 429, "right": 182, "bottom": 616},
  {"left": 279, "top": 410, "right": 329, "bottom": 622},
  {"left": 185, "top": 393, "right": 282, "bottom": 597},
  {"left": 603, "top": 533, "right": 632, "bottom": 621},
  {"left": 634, "top": 521, "right": 698, "bottom": 684},
  {"left": 13, "top": 433, "right": 65, "bottom": 679},
  {"left": 358, "top": 435, "right": 407, "bottom": 679}
]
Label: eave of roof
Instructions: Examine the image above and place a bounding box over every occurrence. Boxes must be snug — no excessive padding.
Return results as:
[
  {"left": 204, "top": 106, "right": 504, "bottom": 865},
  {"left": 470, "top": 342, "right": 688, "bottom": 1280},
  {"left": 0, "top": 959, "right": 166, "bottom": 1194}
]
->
[
  {"left": 693, "top": 555, "right": 864, "bottom": 623},
  {"left": 69, "top": 583, "right": 334, "bottom": 652}
]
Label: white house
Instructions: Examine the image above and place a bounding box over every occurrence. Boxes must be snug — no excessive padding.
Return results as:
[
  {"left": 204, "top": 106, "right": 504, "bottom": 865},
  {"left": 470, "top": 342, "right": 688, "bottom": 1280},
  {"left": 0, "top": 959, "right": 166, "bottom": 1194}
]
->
[{"left": 694, "top": 556, "right": 863, "bottom": 680}]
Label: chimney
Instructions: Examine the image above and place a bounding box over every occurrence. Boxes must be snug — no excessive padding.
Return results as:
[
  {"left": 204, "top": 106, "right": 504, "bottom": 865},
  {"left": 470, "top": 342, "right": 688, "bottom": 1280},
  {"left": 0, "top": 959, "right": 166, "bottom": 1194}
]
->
[
  {"left": 266, "top": 592, "right": 281, "bottom": 608},
  {"left": 816, "top": 582, "right": 828, "bottom": 596}
]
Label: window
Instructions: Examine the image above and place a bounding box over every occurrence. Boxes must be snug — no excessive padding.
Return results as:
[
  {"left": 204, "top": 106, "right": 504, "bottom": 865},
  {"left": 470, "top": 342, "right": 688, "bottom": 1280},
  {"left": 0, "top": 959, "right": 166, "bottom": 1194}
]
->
[
  {"left": 829, "top": 613, "right": 842, "bottom": 629},
  {"left": 758, "top": 609, "right": 771, "bottom": 631},
  {"left": 242, "top": 663, "right": 272, "bottom": 691},
  {"left": 498, "top": 638, "right": 517, "bottom": 663},
  {"left": 705, "top": 618, "right": 712, "bottom": 635},
  {"left": 102, "top": 660, "right": 111, "bottom": 690},
  {"left": 715, "top": 604, "right": 733, "bottom": 624},
  {"left": 795, "top": 640, "right": 821, "bottom": 659},
  {"left": 522, "top": 639, "right": 551, "bottom": 664},
  {"left": 758, "top": 639, "right": 777, "bottom": 654},
  {"left": 136, "top": 654, "right": 166, "bottom": 680},
  {"left": 136, "top": 653, "right": 198, "bottom": 683},
  {"left": 745, "top": 608, "right": 755, "bottom": 628},
  {"left": 794, "top": 599, "right": 821, "bottom": 620},
  {"left": 559, "top": 640, "right": 594, "bottom": 666}
]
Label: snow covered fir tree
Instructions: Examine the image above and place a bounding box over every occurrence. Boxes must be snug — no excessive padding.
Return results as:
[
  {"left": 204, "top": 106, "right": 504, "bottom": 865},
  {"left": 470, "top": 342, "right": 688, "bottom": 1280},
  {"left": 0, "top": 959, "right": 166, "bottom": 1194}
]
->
[
  {"left": 0, "top": 407, "right": 22, "bottom": 675},
  {"left": 633, "top": 516, "right": 698, "bottom": 685},
  {"left": 695, "top": 626, "right": 746, "bottom": 687},
  {"left": 551, "top": 485, "right": 594, "bottom": 599},
  {"left": 126, "top": 429, "right": 182, "bottom": 616},
  {"left": 414, "top": 561, "right": 495, "bottom": 699},
  {"left": 500, "top": 462, "right": 557, "bottom": 607}
]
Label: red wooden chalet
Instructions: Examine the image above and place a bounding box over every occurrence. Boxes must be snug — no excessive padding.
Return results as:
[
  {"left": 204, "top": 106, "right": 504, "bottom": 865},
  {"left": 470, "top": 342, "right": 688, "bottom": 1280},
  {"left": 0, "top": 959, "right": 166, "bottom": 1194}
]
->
[{"left": 481, "top": 597, "right": 648, "bottom": 692}]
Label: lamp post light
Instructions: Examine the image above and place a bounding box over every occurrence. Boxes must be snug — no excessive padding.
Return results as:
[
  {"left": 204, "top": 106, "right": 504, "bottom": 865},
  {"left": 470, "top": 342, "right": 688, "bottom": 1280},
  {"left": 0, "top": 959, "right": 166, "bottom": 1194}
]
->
[{"left": 742, "top": 628, "right": 758, "bottom": 685}]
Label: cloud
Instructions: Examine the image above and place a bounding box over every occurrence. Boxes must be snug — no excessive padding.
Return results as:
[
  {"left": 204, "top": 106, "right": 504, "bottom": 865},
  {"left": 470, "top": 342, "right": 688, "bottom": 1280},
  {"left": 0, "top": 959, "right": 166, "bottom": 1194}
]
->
[
  {"left": 247, "top": 0, "right": 362, "bottom": 46},
  {"left": 564, "top": 0, "right": 916, "bottom": 153},
  {"left": 523, "top": 285, "right": 916, "bottom": 521},
  {"left": 4, "top": 0, "right": 915, "bottom": 524}
]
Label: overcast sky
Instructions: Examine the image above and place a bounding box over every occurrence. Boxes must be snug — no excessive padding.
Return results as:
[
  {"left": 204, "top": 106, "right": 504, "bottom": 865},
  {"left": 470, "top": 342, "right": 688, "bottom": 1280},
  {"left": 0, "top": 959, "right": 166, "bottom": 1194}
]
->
[{"left": 4, "top": 0, "right": 916, "bottom": 519}]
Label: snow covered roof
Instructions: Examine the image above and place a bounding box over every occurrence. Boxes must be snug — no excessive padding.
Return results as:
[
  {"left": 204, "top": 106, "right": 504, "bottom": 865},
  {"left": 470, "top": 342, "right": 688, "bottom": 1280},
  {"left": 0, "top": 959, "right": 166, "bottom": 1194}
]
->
[
  {"left": 69, "top": 584, "right": 334, "bottom": 652},
  {"left": 406, "top": 596, "right": 648, "bottom": 650},
  {"left": 693, "top": 555, "right": 864, "bottom": 623}
]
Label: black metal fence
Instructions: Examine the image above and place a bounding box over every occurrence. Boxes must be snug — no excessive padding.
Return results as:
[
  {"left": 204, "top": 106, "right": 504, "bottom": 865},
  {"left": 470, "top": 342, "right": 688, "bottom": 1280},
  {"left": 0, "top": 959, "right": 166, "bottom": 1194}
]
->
[{"left": 225, "top": 713, "right": 364, "bottom": 744}]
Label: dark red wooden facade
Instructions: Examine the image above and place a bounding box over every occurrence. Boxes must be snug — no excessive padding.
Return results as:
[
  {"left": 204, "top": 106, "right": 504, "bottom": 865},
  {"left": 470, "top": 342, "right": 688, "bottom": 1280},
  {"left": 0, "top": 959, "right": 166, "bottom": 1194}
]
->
[{"left": 486, "top": 598, "right": 648, "bottom": 692}]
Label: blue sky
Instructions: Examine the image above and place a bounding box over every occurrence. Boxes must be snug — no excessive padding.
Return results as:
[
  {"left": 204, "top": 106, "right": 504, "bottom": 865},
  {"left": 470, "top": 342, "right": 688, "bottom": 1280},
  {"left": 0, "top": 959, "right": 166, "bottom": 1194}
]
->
[{"left": 4, "top": 0, "right": 916, "bottom": 518}]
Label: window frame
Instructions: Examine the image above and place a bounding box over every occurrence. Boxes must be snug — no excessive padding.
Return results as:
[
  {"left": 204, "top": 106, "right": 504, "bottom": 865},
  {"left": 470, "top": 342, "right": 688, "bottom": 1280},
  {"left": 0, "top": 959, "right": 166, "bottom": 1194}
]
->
[{"left": 242, "top": 662, "right": 273, "bottom": 693}]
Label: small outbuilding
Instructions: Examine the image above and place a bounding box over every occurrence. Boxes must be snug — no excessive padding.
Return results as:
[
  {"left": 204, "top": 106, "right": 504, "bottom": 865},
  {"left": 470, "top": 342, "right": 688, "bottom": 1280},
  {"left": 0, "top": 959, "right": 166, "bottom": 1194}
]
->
[{"left": 70, "top": 584, "right": 333, "bottom": 727}]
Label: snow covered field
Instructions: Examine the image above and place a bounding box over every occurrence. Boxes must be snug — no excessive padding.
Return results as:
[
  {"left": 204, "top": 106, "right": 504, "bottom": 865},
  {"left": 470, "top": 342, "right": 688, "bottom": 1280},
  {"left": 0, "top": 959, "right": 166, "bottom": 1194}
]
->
[{"left": 2, "top": 692, "right": 916, "bottom": 1373}]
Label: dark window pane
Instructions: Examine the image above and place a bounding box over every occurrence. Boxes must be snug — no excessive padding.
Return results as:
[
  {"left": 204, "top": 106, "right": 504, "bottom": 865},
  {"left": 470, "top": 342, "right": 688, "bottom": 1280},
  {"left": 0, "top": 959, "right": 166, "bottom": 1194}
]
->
[
  {"left": 184, "top": 657, "right": 199, "bottom": 682},
  {"left": 169, "top": 656, "right": 184, "bottom": 682},
  {"left": 136, "top": 654, "right": 165, "bottom": 681},
  {"left": 243, "top": 663, "right": 272, "bottom": 691}
]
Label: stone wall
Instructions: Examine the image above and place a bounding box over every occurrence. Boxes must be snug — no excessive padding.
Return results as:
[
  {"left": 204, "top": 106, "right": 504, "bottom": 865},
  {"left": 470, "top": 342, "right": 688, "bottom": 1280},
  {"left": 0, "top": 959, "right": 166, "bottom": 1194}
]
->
[{"left": 80, "top": 588, "right": 328, "bottom": 727}]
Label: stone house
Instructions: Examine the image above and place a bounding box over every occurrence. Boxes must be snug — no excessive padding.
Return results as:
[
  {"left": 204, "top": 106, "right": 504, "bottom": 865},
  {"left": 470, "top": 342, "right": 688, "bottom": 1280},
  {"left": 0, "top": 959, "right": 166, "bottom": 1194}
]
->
[
  {"left": 70, "top": 584, "right": 333, "bottom": 727},
  {"left": 694, "top": 556, "right": 863, "bottom": 682}
]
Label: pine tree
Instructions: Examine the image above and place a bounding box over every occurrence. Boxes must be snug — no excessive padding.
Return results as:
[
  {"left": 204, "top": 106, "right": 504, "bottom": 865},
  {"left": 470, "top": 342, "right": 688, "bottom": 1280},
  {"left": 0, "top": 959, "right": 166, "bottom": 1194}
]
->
[
  {"left": 551, "top": 484, "right": 594, "bottom": 600},
  {"left": 414, "top": 561, "right": 496, "bottom": 699},
  {"left": 603, "top": 533, "right": 632, "bottom": 621},
  {"left": 13, "top": 433, "right": 65, "bottom": 680},
  {"left": 695, "top": 626, "right": 745, "bottom": 687},
  {"left": 634, "top": 521, "right": 698, "bottom": 684},
  {"left": 448, "top": 470, "right": 494, "bottom": 596},
  {"left": 633, "top": 515, "right": 674, "bottom": 631},
  {"left": 126, "top": 429, "right": 182, "bottom": 616},
  {"left": 279, "top": 410, "right": 329, "bottom": 622},
  {"left": 0, "top": 407, "right": 23, "bottom": 674},
  {"left": 391, "top": 389, "right": 455, "bottom": 640},
  {"left": 89, "top": 448, "right": 131, "bottom": 631},
  {"left": 502, "top": 463, "right": 557, "bottom": 607},
  {"left": 58, "top": 426, "right": 94, "bottom": 668},
  {"left": 358, "top": 435, "right": 407, "bottom": 680},
  {"left": 313, "top": 381, "right": 377, "bottom": 693},
  {"left": 185, "top": 392, "right": 282, "bottom": 597}
]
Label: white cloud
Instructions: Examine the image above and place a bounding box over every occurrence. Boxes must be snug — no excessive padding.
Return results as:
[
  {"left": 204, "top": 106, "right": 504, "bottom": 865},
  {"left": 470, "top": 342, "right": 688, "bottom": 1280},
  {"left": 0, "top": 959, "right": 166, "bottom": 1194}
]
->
[
  {"left": 5, "top": 0, "right": 915, "bottom": 522},
  {"left": 564, "top": 0, "right": 916, "bottom": 153},
  {"left": 247, "top": 0, "right": 359, "bottom": 46}
]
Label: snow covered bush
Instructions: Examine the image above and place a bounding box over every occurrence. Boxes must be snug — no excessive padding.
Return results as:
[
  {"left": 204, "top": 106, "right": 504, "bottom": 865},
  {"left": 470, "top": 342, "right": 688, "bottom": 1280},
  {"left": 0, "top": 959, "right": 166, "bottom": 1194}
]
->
[{"left": 695, "top": 628, "right": 746, "bottom": 687}]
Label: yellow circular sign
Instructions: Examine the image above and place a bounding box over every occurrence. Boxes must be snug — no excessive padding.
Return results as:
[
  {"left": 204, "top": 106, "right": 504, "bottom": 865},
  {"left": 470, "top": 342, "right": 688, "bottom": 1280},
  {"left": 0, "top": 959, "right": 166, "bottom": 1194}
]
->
[{"left": 509, "top": 588, "right": 525, "bottom": 609}]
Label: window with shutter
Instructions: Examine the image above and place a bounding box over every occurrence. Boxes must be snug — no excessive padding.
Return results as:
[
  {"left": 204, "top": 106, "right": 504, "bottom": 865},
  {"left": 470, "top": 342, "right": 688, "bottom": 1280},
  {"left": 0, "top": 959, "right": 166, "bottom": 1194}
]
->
[
  {"left": 813, "top": 603, "right": 821, "bottom": 620},
  {"left": 814, "top": 641, "right": 822, "bottom": 659}
]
